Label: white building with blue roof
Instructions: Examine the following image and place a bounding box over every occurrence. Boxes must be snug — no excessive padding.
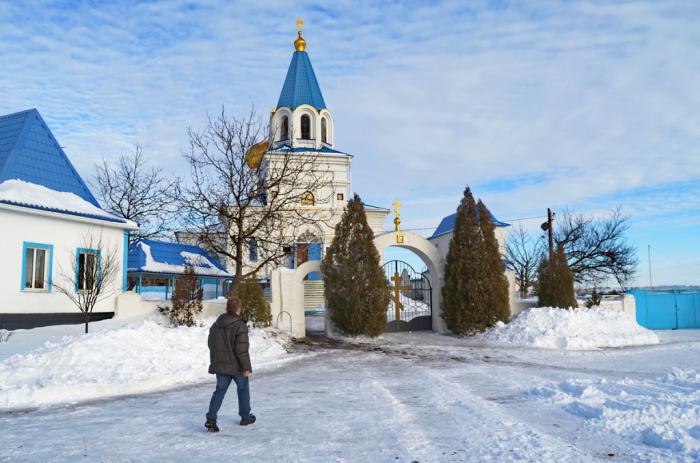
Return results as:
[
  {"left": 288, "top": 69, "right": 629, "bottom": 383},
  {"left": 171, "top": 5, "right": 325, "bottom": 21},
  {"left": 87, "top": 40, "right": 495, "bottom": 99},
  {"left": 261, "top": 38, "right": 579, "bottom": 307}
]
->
[
  {"left": 0, "top": 108, "right": 138, "bottom": 329},
  {"left": 237, "top": 24, "right": 388, "bottom": 282}
]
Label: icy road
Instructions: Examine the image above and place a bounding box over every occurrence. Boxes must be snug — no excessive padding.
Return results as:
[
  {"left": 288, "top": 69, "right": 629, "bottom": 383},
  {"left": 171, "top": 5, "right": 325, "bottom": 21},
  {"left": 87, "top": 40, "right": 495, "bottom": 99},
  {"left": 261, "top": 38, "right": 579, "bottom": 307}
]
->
[{"left": 1, "top": 331, "right": 699, "bottom": 462}]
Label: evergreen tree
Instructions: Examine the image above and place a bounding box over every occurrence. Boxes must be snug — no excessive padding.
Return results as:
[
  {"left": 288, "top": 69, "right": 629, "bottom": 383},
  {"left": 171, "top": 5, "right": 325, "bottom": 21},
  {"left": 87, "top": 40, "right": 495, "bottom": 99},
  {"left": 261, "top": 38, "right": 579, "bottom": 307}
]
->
[
  {"left": 477, "top": 200, "right": 511, "bottom": 323},
  {"left": 442, "top": 187, "right": 510, "bottom": 334},
  {"left": 231, "top": 276, "right": 272, "bottom": 327},
  {"left": 322, "top": 194, "right": 389, "bottom": 337},
  {"left": 537, "top": 244, "right": 578, "bottom": 308},
  {"left": 170, "top": 265, "right": 203, "bottom": 327}
]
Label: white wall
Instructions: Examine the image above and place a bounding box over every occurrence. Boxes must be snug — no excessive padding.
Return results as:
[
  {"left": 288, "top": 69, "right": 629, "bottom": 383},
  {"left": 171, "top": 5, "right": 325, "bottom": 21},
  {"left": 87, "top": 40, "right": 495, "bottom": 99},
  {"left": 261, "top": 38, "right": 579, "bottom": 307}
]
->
[{"left": 0, "top": 208, "right": 128, "bottom": 314}]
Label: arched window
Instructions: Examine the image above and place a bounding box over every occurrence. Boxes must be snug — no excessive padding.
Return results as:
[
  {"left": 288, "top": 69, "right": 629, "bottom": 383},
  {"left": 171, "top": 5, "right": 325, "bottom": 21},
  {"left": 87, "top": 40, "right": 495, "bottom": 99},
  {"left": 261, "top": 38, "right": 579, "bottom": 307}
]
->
[
  {"left": 321, "top": 117, "right": 328, "bottom": 143},
  {"left": 300, "top": 114, "right": 311, "bottom": 140},
  {"left": 281, "top": 116, "right": 289, "bottom": 141},
  {"left": 300, "top": 191, "right": 315, "bottom": 206}
]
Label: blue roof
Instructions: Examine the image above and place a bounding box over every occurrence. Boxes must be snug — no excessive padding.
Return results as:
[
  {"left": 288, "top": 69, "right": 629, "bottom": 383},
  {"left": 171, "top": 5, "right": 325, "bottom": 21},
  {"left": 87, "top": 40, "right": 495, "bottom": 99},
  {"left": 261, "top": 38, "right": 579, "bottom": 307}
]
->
[
  {"left": 276, "top": 51, "right": 327, "bottom": 110},
  {"left": 430, "top": 212, "right": 510, "bottom": 239},
  {"left": 270, "top": 143, "right": 347, "bottom": 155},
  {"left": 128, "top": 239, "right": 232, "bottom": 277},
  {"left": 0, "top": 109, "right": 100, "bottom": 207}
]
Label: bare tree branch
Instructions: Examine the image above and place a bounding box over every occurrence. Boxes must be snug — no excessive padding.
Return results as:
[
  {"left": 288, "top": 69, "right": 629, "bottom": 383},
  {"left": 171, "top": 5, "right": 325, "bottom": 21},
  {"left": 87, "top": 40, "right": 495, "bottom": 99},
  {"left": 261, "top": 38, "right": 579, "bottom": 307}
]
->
[
  {"left": 179, "top": 106, "right": 337, "bottom": 285},
  {"left": 554, "top": 208, "right": 638, "bottom": 288},
  {"left": 93, "top": 146, "right": 180, "bottom": 243},
  {"left": 506, "top": 224, "right": 543, "bottom": 298},
  {"left": 53, "top": 231, "right": 121, "bottom": 333}
]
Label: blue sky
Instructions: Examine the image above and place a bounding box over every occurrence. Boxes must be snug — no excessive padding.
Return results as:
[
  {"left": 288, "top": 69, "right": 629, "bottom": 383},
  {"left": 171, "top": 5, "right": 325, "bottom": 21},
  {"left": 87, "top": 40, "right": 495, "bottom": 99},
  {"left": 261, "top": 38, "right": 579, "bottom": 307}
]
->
[{"left": 1, "top": 0, "right": 698, "bottom": 286}]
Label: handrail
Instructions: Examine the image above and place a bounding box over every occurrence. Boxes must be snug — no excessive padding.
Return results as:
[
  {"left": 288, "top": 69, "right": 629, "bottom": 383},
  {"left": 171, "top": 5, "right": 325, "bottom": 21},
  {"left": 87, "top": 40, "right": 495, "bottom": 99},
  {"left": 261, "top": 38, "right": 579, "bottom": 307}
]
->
[{"left": 276, "top": 311, "right": 293, "bottom": 334}]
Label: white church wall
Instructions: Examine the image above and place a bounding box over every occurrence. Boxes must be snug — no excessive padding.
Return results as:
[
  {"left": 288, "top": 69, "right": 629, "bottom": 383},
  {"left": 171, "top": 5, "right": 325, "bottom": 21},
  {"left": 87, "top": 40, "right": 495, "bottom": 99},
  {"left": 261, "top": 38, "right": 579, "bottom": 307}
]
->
[{"left": 0, "top": 208, "right": 128, "bottom": 315}]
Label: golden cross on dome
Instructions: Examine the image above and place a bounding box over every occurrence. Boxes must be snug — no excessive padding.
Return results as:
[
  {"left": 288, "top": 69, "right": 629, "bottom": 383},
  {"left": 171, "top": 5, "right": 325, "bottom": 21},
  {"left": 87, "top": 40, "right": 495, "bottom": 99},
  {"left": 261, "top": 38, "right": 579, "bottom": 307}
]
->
[{"left": 297, "top": 18, "right": 304, "bottom": 34}]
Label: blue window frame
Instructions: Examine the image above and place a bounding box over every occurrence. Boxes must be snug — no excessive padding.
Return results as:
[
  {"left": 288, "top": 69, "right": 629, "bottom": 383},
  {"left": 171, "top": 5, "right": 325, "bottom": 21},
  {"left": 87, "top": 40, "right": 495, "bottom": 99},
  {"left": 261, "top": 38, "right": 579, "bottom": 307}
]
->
[
  {"left": 249, "top": 237, "right": 258, "bottom": 263},
  {"left": 75, "top": 248, "right": 101, "bottom": 292},
  {"left": 21, "top": 242, "right": 54, "bottom": 292}
]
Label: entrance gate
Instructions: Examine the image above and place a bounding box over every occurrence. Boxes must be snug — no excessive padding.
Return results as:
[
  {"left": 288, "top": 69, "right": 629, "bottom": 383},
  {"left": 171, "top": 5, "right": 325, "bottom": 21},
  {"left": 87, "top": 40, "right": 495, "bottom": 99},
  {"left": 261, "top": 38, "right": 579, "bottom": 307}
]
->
[{"left": 384, "top": 260, "right": 432, "bottom": 332}]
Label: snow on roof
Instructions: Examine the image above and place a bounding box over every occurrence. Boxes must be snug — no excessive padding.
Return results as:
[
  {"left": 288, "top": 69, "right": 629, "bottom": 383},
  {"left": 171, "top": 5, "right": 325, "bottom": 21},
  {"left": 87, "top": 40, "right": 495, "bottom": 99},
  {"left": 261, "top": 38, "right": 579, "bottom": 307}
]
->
[
  {"left": 128, "top": 240, "right": 232, "bottom": 278},
  {"left": 0, "top": 179, "right": 135, "bottom": 226},
  {"left": 430, "top": 211, "right": 510, "bottom": 239},
  {"left": 0, "top": 108, "right": 100, "bottom": 206}
]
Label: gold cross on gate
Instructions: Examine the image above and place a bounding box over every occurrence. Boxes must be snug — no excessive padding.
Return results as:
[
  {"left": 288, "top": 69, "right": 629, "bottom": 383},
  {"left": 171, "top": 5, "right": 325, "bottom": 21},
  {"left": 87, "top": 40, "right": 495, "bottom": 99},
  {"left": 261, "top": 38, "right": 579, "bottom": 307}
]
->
[{"left": 390, "top": 272, "right": 412, "bottom": 323}]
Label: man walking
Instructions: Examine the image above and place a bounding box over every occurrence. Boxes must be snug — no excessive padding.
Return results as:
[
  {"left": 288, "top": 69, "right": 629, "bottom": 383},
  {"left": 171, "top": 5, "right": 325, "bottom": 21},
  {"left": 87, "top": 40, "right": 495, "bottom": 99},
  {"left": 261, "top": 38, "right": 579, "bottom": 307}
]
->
[{"left": 205, "top": 297, "right": 256, "bottom": 432}]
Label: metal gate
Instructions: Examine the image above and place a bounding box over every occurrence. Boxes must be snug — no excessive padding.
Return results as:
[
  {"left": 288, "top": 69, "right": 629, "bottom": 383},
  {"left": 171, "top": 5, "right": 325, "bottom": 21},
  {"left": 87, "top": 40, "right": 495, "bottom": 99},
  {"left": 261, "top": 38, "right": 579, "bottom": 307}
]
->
[
  {"left": 630, "top": 289, "right": 700, "bottom": 329},
  {"left": 383, "top": 260, "right": 432, "bottom": 332}
]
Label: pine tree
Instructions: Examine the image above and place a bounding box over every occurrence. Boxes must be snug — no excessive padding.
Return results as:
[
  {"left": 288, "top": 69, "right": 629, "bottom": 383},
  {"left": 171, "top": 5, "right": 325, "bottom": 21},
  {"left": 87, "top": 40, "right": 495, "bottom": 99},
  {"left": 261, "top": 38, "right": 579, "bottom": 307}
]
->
[
  {"left": 322, "top": 194, "right": 389, "bottom": 337},
  {"left": 537, "top": 244, "right": 578, "bottom": 308},
  {"left": 441, "top": 188, "right": 510, "bottom": 334},
  {"left": 477, "top": 200, "right": 511, "bottom": 323},
  {"left": 170, "top": 265, "right": 203, "bottom": 327},
  {"left": 231, "top": 276, "right": 272, "bottom": 327}
]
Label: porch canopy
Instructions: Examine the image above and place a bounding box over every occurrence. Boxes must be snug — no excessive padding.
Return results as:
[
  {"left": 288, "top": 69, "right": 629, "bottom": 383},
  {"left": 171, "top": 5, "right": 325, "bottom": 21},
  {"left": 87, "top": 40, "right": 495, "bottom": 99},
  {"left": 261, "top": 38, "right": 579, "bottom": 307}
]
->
[{"left": 127, "top": 239, "right": 233, "bottom": 300}]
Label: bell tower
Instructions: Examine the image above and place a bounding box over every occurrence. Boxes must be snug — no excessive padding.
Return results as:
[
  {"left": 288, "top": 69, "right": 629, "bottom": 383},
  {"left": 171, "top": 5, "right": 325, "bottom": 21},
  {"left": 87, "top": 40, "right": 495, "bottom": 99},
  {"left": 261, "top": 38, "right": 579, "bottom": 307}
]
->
[{"left": 271, "top": 19, "right": 334, "bottom": 150}]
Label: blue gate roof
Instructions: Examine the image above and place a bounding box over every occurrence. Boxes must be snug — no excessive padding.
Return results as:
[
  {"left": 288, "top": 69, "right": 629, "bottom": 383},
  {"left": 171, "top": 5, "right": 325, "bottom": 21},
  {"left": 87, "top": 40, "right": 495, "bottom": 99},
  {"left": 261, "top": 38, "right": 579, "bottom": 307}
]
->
[
  {"left": 276, "top": 51, "right": 327, "bottom": 110},
  {"left": 128, "top": 239, "right": 232, "bottom": 277},
  {"left": 430, "top": 212, "right": 510, "bottom": 239},
  {"left": 0, "top": 108, "right": 99, "bottom": 207}
]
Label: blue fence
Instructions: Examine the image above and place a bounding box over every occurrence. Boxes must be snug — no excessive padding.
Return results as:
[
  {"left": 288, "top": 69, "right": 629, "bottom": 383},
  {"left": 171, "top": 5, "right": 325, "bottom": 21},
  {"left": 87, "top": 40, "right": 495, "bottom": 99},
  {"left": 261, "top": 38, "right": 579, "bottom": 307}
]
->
[{"left": 629, "top": 289, "right": 700, "bottom": 329}]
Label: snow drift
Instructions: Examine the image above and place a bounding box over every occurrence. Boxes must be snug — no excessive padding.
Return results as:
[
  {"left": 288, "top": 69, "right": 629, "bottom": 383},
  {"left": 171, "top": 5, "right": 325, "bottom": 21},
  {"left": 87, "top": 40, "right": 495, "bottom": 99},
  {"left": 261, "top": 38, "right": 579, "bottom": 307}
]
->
[
  {"left": 532, "top": 369, "right": 700, "bottom": 458},
  {"left": 477, "top": 307, "right": 660, "bottom": 349},
  {"left": 0, "top": 318, "right": 294, "bottom": 410}
]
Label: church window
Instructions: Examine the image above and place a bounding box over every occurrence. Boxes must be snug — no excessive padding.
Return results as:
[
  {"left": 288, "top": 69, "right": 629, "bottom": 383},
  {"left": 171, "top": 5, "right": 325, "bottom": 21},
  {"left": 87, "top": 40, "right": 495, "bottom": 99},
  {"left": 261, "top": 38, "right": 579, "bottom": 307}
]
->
[
  {"left": 281, "top": 116, "right": 289, "bottom": 140},
  {"left": 300, "top": 191, "right": 315, "bottom": 206},
  {"left": 249, "top": 238, "right": 258, "bottom": 262},
  {"left": 336, "top": 193, "right": 344, "bottom": 201},
  {"left": 300, "top": 115, "right": 311, "bottom": 139},
  {"left": 321, "top": 117, "right": 328, "bottom": 143}
]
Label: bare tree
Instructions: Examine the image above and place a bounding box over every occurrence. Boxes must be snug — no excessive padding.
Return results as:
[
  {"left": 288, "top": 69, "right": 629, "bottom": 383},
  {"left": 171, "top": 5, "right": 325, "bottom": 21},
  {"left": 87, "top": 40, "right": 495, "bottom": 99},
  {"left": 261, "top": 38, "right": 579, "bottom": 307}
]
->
[
  {"left": 179, "top": 107, "right": 335, "bottom": 286},
  {"left": 555, "top": 208, "right": 637, "bottom": 287},
  {"left": 93, "top": 146, "right": 179, "bottom": 244},
  {"left": 506, "top": 224, "right": 543, "bottom": 298},
  {"left": 54, "top": 232, "right": 121, "bottom": 333}
]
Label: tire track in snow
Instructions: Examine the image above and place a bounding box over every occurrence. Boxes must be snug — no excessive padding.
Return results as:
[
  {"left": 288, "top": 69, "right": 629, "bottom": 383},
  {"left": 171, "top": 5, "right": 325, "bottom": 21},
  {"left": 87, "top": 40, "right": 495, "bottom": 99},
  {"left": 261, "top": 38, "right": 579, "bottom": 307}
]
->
[{"left": 408, "top": 361, "right": 593, "bottom": 462}]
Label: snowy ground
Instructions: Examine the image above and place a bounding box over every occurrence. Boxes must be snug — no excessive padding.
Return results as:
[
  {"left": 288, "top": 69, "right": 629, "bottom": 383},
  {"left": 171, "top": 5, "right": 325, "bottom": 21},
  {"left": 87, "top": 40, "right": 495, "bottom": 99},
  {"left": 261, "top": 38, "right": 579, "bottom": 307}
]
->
[{"left": 1, "top": 328, "right": 699, "bottom": 462}]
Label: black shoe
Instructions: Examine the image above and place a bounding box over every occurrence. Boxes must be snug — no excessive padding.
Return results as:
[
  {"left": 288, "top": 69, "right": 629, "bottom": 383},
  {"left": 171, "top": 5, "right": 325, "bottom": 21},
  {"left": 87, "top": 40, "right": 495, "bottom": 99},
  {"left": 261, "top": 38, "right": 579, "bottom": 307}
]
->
[
  {"left": 239, "top": 415, "right": 256, "bottom": 426},
  {"left": 205, "top": 419, "right": 219, "bottom": 432}
]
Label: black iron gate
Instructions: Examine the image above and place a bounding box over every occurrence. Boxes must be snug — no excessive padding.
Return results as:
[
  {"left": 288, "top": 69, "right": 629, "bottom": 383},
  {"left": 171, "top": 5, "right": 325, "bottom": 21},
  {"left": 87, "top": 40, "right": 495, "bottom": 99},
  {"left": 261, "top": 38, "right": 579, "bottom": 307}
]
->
[{"left": 383, "top": 260, "right": 432, "bottom": 332}]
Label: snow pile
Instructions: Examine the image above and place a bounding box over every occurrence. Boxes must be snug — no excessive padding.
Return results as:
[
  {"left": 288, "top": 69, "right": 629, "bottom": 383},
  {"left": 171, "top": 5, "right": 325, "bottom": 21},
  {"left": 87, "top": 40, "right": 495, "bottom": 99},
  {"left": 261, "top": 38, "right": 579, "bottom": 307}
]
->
[
  {"left": 532, "top": 369, "right": 700, "bottom": 458},
  {"left": 477, "top": 307, "right": 659, "bottom": 349},
  {"left": 0, "top": 318, "right": 293, "bottom": 410},
  {"left": 0, "top": 179, "right": 133, "bottom": 224}
]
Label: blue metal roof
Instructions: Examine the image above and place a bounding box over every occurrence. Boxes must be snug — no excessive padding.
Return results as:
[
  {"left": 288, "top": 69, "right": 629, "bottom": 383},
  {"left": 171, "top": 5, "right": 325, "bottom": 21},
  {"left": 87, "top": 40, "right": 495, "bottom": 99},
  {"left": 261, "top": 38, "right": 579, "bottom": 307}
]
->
[
  {"left": 276, "top": 51, "right": 327, "bottom": 110},
  {"left": 128, "top": 239, "right": 232, "bottom": 277},
  {"left": 430, "top": 212, "right": 510, "bottom": 239},
  {"left": 0, "top": 109, "right": 100, "bottom": 206},
  {"left": 271, "top": 143, "right": 346, "bottom": 155}
]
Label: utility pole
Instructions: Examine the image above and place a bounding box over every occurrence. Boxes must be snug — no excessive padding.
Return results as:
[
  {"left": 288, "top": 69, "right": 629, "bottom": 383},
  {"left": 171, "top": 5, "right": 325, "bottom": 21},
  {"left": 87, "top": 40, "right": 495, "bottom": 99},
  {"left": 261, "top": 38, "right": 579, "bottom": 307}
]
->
[
  {"left": 547, "top": 208, "right": 554, "bottom": 258},
  {"left": 540, "top": 208, "right": 555, "bottom": 258}
]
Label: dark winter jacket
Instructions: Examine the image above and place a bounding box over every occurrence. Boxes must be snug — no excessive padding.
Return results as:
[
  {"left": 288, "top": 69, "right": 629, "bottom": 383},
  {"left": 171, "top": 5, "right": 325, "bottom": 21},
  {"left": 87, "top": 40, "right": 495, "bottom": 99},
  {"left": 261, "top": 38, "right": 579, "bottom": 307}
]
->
[{"left": 208, "top": 313, "right": 252, "bottom": 375}]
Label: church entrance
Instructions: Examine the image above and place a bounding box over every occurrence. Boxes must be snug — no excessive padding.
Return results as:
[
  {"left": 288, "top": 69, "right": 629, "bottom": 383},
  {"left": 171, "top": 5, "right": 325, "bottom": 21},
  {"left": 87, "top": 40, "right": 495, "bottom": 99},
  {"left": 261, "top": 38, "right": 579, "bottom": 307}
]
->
[{"left": 384, "top": 260, "right": 432, "bottom": 332}]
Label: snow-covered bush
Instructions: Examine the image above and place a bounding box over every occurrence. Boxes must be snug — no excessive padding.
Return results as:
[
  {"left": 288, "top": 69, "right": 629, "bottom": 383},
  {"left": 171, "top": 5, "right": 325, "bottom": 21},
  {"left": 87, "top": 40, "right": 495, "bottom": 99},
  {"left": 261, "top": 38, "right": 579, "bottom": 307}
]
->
[{"left": 0, "top": 329, "right": 12, "bottom": 343}]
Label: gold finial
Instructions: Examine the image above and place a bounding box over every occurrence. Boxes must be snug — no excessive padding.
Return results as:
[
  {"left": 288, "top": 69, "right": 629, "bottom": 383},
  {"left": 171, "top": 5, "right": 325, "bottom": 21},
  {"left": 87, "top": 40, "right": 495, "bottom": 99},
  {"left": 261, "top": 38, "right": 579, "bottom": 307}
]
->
[
  {"left": 294, "top": 17, "right": 306, "bottom": 51},
  {"left": 393, "top": 199, "right": 401, "bottom": 232}
]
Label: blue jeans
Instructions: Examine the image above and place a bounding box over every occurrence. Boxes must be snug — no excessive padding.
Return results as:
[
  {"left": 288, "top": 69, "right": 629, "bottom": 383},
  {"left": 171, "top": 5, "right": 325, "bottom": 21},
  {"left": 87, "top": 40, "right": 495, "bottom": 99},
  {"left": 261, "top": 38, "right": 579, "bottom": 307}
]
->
[{"left": 206, "top": 373, "right": 251, "bottom": 421}]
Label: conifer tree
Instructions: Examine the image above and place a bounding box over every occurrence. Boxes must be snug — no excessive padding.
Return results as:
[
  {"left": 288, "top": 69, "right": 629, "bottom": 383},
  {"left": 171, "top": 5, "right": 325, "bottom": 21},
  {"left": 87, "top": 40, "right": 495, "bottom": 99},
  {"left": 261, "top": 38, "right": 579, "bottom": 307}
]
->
[
  {"left": 322, "top": 194, "right": 389, "bottom": 337},
  {"left": 231, "top": 276, "right": 272, "bottom": 327},
  {"left": 537, "top": 244, "right": 578, "bottom": 308},
  {"left": 170, "top": 265, "right": 203, "bottom": 327},
  {"left": 477, "top": 200, "right": 511, "bottom": 323},
  {"left": 442, "top": 187, "right": 510, "bottom": 334}
]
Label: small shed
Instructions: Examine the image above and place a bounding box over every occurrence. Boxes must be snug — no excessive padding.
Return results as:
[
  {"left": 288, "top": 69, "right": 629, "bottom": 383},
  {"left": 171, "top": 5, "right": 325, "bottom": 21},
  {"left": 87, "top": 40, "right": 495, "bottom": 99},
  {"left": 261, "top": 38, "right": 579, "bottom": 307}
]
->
[{"left": 127, "top": 240, "right": 233, "bottom": 300}]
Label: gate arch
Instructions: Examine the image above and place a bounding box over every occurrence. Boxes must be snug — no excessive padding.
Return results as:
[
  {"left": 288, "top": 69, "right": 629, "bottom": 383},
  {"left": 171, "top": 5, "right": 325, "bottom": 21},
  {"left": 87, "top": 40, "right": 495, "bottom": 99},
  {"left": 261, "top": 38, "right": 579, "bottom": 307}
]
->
[{"left": 373, "top": 231, "right": 446, "bottom": 332}]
